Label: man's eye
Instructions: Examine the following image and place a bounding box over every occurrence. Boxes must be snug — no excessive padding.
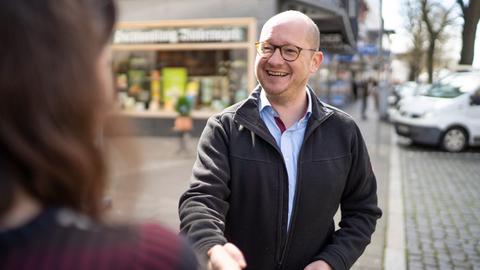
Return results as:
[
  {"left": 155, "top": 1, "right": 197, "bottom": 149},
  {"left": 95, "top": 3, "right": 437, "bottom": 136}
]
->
[
  {"left": 262, "top": 46, "right": 274, "bottom": 52},
  {"left": 283, "top": 47, "right": 298, "bottom": 55}
]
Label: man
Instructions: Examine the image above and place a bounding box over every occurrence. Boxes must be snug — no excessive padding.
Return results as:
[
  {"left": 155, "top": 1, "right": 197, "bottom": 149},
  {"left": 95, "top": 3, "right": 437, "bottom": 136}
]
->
[{"left": 179, "top": 10, "right": 382, "bottom": 270}]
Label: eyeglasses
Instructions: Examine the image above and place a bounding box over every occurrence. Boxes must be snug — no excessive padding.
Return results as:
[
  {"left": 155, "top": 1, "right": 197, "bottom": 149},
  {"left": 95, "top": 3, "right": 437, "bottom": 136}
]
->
[{"left": 255, "top": 41, "right": 317, "bottom": 62}]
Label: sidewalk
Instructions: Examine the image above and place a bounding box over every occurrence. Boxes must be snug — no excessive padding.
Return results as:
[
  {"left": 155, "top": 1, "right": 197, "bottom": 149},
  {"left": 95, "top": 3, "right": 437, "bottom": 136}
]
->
[{"left": 342, "top": 98, "right": 391, "bottom": 270}]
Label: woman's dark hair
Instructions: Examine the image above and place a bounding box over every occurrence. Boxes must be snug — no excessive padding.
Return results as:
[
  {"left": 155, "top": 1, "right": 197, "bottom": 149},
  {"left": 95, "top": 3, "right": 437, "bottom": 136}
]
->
[{"left": 0, "top": 0, "right": 117, "bottom": 220}]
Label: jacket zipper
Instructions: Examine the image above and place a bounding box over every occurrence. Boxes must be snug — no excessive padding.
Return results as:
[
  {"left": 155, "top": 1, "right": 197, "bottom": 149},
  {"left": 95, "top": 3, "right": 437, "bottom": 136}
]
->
[
  {"left": 235, "top": 99, "right": 334, "bottom": 269},
  {"left": 275, "top": 113, "right": 333, "bottom": 270}
]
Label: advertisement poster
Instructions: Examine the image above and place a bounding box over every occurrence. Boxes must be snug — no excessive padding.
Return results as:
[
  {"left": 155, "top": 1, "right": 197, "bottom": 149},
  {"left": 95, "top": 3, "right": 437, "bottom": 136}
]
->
[{"left": 162, "top": 67, "right": 187, "bottom": 111}]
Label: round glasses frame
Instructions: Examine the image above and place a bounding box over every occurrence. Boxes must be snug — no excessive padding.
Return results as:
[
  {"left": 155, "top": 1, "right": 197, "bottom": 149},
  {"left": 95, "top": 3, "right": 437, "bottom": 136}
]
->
[{"left": 255, "top": 41, "right": 318, "bottom": 62}]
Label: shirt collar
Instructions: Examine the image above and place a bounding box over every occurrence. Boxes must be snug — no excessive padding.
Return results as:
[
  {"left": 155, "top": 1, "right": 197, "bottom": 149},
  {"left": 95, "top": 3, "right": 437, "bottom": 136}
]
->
[{"left": 259, "top": 88, "right": 312, "bottom": 120}]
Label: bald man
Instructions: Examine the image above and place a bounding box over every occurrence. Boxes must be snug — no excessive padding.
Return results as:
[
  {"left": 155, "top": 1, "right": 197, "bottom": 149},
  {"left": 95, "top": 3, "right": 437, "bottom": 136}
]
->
[{"left": 179, "top": 11, "right": 382, "bottom": 270}]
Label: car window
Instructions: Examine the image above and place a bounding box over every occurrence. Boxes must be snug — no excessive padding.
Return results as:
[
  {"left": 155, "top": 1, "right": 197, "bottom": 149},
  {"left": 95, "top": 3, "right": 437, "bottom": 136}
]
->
[
  {"left": 423, "top": 84, "right": 463, "bottom": 98},
  {"left": 423, "top": 72, "right": 480, "bottom": 98}
]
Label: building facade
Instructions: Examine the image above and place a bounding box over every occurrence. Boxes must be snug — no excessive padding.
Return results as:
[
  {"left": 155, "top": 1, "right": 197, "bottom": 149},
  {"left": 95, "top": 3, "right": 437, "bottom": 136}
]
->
[{"left": 114, "top": 0, "right": 362, "bottom": 135}]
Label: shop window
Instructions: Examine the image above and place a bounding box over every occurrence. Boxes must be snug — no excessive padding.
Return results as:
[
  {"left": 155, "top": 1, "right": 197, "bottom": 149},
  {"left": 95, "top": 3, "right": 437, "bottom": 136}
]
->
[{"left": 112, "top": 49, "right": 249, "bottom": 113}]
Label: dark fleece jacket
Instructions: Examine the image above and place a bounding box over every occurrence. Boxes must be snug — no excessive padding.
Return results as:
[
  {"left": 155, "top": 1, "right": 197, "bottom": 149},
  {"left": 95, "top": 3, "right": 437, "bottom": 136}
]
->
[{"left": 179, "top": 86, "right": 382, "bottom": 270}]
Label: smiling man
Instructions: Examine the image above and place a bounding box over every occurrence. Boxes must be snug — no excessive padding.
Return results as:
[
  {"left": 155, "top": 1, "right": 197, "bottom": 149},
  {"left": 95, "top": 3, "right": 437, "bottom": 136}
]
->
[{"left": 179, "top": 11, "right": 382, "bottom": 270}]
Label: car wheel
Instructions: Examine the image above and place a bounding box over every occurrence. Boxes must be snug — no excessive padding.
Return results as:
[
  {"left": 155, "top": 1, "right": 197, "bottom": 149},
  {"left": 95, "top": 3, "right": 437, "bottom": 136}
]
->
[{"left": 441, "top": 127, "right": 467, "bottom": 152}]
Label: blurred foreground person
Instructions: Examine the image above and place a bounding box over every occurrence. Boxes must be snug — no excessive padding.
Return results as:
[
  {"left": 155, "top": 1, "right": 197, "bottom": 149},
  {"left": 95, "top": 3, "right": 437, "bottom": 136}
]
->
[{"left": 0, "top": 0, "right": 197, "bottom": 269}]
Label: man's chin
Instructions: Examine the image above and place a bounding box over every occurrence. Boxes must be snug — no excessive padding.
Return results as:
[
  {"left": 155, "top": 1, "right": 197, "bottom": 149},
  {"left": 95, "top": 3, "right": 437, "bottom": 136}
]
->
[
  {"left": 259, "top": 80, "right": 288, "bottom": 93},
  {"left": 261, "top": 86, "right": 287, "bottom": 96}
]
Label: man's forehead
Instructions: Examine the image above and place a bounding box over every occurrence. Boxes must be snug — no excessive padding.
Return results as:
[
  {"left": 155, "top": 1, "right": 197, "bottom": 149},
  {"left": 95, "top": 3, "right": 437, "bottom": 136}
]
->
[
  {"left": 263, "top": 14, "right": 307, "bottom": 30},
  {"left": 260, "top": 18, "right": 308, "bottom": 40}
]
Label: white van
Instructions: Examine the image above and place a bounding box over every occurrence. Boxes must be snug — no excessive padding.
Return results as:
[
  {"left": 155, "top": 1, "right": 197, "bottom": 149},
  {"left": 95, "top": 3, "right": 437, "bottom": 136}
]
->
[{"left": 391, "top": 71, "right": 480, "bottom": 152}]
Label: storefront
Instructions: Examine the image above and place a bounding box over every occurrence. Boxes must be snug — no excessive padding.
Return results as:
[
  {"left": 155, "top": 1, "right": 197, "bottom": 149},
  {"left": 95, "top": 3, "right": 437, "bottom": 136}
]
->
[{"left": 111, "top": 17, "right": 257, "bottom": 122}]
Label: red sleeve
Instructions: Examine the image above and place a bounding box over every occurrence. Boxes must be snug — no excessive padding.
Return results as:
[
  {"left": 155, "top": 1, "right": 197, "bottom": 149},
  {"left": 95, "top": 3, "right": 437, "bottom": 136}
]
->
[{"left": 135, "top": 223, "right": 198, "bottom": 270}]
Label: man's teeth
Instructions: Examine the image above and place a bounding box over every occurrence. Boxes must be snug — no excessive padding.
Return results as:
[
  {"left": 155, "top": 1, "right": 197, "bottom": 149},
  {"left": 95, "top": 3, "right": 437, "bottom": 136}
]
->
[{"left": 267, "top": 71, "right": 288, "bottom": 76}]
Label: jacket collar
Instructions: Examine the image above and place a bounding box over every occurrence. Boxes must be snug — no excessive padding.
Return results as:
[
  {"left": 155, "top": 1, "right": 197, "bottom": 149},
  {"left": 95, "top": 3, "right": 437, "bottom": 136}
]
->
[
  {"left": 258, "top": 87, "right": 313, "bottom": 120},
  {"left": 234, "top": 85, "right": 333, "bottom": 127}
]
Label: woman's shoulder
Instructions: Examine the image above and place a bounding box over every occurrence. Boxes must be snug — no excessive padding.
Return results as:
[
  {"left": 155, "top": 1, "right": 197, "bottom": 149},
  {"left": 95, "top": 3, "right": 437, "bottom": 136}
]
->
[
  {"left": 87, "top": 218, "right": 199, "bottom": 269},
  {"left": 0, "top": 208, "right": 198, "bottom": 270},
  {"left": 133, "top": 223, "right": 198, "bottom": 269},
  {"left": 59, "top": 210, "right": 199, "bottom": 269}
]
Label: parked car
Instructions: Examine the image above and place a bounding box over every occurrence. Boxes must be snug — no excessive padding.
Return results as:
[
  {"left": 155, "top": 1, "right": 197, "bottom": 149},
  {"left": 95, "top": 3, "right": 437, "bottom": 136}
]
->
[
  {"left": 388, "top": 81, "right": 430, "bottom": 108},
  {"left": 391, "top": 71, "right": 480, "bottom": 152}
]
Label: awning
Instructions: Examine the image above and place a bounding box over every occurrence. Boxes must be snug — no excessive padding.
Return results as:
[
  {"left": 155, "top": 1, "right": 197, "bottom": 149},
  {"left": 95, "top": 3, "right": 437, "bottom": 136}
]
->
[{"left": 279, "top": 0, "right": 357, "bottom": 54}]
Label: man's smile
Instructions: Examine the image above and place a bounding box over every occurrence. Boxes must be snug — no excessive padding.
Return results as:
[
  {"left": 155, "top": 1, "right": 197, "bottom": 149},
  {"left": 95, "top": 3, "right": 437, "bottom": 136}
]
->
[{"left": 266, "top": 70, "right": 289, "bottom": 77}]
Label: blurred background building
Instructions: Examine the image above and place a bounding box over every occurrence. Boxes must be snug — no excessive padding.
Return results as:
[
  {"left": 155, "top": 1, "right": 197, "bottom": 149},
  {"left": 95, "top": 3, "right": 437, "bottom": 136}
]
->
[{"left": 112, "top": 0, "right": 390, "bottom": 135}]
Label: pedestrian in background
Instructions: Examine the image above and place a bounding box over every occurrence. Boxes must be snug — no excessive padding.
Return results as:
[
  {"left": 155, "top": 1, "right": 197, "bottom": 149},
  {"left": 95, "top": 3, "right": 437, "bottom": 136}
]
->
[
  {"left": 370, "top": 77, "right": 379, "bottom": 112},
  {"left": 351, "top": 71, "right": 359, "bottom": 100},
  {"left": 0, "top": 0, "right": 197, "bottom": 269},
  {"left": 179, "top": 10, "right": 382, "bottom": 270},
  {"left": 358, "top": 76, "right": 367, "bottom": 120}
]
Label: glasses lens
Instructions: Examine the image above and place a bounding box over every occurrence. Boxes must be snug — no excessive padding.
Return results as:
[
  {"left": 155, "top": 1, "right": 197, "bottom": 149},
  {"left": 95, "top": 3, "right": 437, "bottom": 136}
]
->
[
  {"left": 257, "top": 42, "right": 274, "bottom": 57},
  {"left": 281, "top": 45, "right": 300, "bottom": 61}
]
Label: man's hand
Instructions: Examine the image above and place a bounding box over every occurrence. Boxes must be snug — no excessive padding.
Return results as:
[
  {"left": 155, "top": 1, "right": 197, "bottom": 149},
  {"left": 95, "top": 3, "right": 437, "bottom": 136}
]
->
[
  {"left": 207, "top": 243, "right": 247, "bottom": 270},
  {"left": 304, "top": 260, "right": 333, "bottom": 270}
]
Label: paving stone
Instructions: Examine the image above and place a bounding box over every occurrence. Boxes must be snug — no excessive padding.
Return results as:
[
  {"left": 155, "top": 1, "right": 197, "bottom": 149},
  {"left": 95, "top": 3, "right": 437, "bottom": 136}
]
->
[
  {"left": 473, "top": 259, "right": 480, "bottom": 269},
  {"left": 451, "top": 252, "right": 468, "bottom": 262},
  {"left": 433, "top": 240, "right": 446, "bottom": 249},
  {"left": 438, "top": 263, "right": 453, "bottom": 270},
  {"left": 452, "top": 259, "right": 472, "bottom": 268},
  {"left": 423, "top": 257, "right": 437, "bottom": 267},
  {"left": 464, "top": 244, "right": 477, "bottom": 252},
  {"left": 408, "top": 244, "right": 422, "bottom": 255},
  {"left": 467, "top": 256, "right": 479, "bottom": 263},
  {"left": 408, "top": 261, "right": 424, "bottom": 270},
  {"left": 438, "top": 255, "right": 453, "bottom": 263},
  {"left": 453, "top": 266, "right": 471, "bottom": 270}
]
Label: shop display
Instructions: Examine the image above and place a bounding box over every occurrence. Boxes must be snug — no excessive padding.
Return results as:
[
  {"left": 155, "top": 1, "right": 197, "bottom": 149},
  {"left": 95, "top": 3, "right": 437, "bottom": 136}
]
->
[
  {"left": 110, "top": 18, "right": 255, "bottom": 118},
  {"left": 162, "top": 67, "right": 187, "bottom": 111},
  {"left": 185, "top": 79, "right": 200, "bottom": 109},
  {"left": 200, "top": 77, "right": 214, "bottom": 107},
  {"left": 149, "top": 70, "right": 161, "bottom": 111},
  {"left": 112, "top": 50, "right": 249, "bottom": 114}
]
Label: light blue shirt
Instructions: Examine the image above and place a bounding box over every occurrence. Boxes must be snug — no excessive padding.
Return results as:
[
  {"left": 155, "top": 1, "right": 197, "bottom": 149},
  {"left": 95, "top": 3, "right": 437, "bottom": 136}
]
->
[{"left": 259, "top": 89, "right": 312, "bottom": 227}]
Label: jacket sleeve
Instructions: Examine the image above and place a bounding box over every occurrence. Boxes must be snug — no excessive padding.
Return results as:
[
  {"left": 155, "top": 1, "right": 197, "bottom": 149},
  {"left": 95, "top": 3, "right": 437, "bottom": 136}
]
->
[
  {"left": 315, "top": 122, "right": 382, "bottom": 270},
  {"left": 178, "top": 115, "right": 231, "bottom": 257}
]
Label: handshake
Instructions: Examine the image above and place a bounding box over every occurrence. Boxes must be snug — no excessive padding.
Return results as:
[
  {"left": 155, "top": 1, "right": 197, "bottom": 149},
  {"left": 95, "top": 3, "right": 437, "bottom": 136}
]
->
[
  {"left": 207, "top": 243, "right": 247, "bottom": 270},
  {"left": 207, "top": 243, "right": 332, "bottom": 270}
]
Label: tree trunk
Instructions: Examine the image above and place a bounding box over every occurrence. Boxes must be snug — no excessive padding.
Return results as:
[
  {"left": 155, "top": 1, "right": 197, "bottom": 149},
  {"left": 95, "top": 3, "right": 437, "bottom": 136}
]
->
[
  {"left": 459, "top": 1, "right": 480, "bottom": 65},
  {"left": 408, "top": 60, "right": 421, "bottom": 81},
  {"left": 427, "top": 38, "right": 436, "bottom": 83},
  {"left": 408, "top": 67, "right": 416, "bottom": 81}
]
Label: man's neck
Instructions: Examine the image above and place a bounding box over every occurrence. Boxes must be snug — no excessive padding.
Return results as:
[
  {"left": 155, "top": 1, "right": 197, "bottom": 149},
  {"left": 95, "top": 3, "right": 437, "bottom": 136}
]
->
[{"left": 267, "top": 88, "right": 308, "bottom": 129}]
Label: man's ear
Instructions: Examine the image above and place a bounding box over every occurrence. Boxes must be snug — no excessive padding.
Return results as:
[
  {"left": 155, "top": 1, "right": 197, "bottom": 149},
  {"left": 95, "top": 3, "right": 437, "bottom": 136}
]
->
[{"left": 310, "top": 51, "right": 323, "bottom": 73}]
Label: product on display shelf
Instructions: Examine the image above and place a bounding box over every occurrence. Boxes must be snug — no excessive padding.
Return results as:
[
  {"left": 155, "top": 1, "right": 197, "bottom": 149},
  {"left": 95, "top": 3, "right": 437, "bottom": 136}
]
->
[
  {"left": 200, "top": 77, "right": 214, "bottom": 107},
  {"left": 116, "top": 73, "right": 128, "bottom": 92},
  {"left": 127, "top": 69, "right": 146, "bottom": 97},
  {"left": 149, "top": 70, "right": 161, "bottom": 111},
  {"left": 219, "top": 76, "right": 230, "bottom": 106},
  {"left": 162, "top": 67, "right": 187, "bottom": 111},
  {"left": 185, "top": 79, "right": 200, "bottom": 109}
]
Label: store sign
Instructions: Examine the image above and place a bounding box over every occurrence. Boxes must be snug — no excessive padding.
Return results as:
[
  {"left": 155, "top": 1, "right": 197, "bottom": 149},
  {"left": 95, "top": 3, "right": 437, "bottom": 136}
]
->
[
  {"left": 358, "top": 44, "right": 379, "bottom": 56},
  {"left": 320, "top": 33, "right": 344, "bottom": 49},
  {"left": 114, "top": 27, "right": 247, "bottom": 44}
]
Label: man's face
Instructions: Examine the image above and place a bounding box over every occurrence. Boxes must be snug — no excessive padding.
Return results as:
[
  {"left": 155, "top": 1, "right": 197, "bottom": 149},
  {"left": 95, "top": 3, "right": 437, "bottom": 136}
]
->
[{"left": 254, "top": 18, "right": 322, "bottom": 98}]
